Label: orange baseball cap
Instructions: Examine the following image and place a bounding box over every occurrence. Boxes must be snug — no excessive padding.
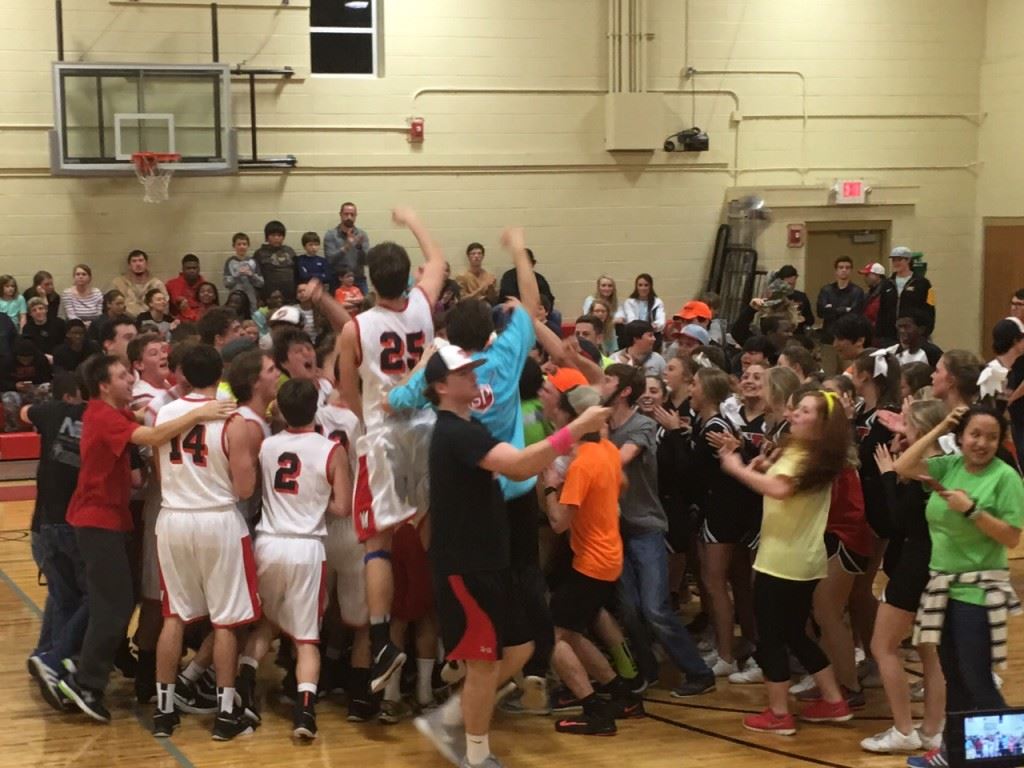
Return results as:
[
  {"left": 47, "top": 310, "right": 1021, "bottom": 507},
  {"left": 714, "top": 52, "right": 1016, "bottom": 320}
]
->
[
  {"left": 547, "top": 366, "right": 589, "bottom": 393},
  {"left": 674, "top": 300, "right": 713, "bottom": 321}
]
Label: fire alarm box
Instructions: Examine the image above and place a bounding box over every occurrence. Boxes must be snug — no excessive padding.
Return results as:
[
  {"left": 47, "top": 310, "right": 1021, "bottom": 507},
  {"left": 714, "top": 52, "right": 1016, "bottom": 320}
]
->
[
  {"left": 787, "top": 224, "right": 805, "bottom": 248},
  {"left": 409, "top": 117, "right": 424, "bottom": 143}
]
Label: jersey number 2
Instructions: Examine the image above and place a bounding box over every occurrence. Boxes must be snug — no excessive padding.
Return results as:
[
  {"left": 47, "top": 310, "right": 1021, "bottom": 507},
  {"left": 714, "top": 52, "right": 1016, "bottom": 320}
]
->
[
  {"left": 379, "top": 331, "right": 425, "bottom": 374},
  {"left": 273, "top": 452, "right": 302, "bottom": 494},
  {"left": 169, "top": 425, "right": 207, "bottom": 466}
]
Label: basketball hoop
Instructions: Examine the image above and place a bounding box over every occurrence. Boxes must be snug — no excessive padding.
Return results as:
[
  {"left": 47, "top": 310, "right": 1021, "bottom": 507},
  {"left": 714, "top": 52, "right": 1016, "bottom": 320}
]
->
[{"left": 131, "top": 152, "right": 181, "bottom": 203}]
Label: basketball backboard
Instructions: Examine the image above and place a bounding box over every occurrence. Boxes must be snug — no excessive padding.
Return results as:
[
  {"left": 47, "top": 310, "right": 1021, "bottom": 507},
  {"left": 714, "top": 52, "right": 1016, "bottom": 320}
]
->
[{"left": 50, "top": 63, "right": 236, "bottom": 175}]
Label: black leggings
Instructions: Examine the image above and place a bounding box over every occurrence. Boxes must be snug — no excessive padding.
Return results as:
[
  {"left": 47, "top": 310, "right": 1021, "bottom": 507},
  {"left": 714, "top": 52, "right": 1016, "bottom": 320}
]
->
[{"left": 753, "top": 572, "right": 830, "bottom": 683}]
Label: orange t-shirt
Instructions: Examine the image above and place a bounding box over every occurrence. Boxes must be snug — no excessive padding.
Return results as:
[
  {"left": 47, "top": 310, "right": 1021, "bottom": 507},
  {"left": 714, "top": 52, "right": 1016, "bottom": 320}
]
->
[{"left": 559, "top": 439, "right": 624, "bottom": 582}]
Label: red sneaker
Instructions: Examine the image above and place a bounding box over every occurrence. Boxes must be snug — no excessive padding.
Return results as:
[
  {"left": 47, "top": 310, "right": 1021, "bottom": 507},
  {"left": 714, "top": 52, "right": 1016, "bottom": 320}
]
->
[
  {"left": 800, "top": 698, "right": 853, "bottom": 723},
  {"left": 743, "top": 708, "right": 797, "bottom": 735}
]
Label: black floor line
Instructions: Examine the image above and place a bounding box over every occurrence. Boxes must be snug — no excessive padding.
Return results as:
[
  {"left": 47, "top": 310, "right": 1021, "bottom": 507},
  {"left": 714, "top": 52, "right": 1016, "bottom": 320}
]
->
[
  {"left": 644, "top": 694, "right": 923, "bottom": 722},
  {"left": 643, "top": 709, "right": 857, "bottom": 768}
]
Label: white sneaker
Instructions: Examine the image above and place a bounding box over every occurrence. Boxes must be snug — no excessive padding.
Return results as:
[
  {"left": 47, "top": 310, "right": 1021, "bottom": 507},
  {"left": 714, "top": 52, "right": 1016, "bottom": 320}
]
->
[
  {"left": 788, "top": 674, "right": 816, "bottom": 694},
  {"left": 860, "top": 726, "right": 922, "bottom": 754},
  {"left": 994, "top": 672, "right": 1003, "bottom": 690},
  {"left": 701, "top": 649, "right": 719, "bottom": 665},
  {"left": 710, "top": 657, "right": 738, "bottom": 677},
  {"left": 728, "top": 659, "right": 763, "bottom": 684},
  {"left": 917, "top": 727, "right": 943, "bottom": 750},
  {"left": 854, "top": 646, "right": 866, "bottom": 665}
]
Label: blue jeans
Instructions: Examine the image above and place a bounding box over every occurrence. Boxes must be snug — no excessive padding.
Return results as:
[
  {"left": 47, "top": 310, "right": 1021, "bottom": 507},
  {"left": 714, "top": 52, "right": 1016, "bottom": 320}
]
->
[
  {"left": 617, "top": 530, "right": 712, "bottom": 681},
  {"left": 355, "top": 275, "right": 369, "bottom": 295},
  {"left": 32, "top": 523, "right": 88, "bottom": 662},
  {"left": 939, "top": 599, "right": 1006, "bottom": 713}
]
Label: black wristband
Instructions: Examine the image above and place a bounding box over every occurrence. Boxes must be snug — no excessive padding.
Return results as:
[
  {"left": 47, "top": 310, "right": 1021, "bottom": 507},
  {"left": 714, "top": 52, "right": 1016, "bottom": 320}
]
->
[{"left": 965, "top": 502, "right": 980, "bottom": 520}]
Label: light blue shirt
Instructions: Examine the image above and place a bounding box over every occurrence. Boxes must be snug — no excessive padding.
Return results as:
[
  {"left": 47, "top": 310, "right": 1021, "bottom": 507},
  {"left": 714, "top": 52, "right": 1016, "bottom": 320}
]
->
[{"left": 388, "top": 306, "right": 537, "bottom": 500}]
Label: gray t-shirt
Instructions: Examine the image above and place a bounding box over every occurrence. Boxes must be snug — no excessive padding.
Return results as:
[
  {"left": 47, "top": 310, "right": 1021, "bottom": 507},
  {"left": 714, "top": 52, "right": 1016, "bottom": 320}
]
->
[{"left": 609, "top": 411, "right": 668, "bottom": 535}]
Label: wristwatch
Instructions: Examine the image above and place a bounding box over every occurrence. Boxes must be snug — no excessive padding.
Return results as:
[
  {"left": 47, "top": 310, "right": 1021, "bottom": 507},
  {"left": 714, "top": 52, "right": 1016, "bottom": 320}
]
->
[{"left": 965, "top": 502, "right": 981, "bottom": 520}]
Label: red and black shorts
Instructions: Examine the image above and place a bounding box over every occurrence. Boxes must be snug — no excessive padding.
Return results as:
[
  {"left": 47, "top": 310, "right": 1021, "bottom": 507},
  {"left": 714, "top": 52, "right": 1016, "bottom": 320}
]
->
[
  {"left": 435, "top": 568, "right": 522, "bottom": 662},
  {"left": 824, "top": 531, "right": 869, "bottom": 576}
]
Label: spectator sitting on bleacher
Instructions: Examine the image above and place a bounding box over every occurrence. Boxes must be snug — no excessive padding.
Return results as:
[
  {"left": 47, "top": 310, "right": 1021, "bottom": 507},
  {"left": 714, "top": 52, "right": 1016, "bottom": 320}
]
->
[
  {"left": 2, "top": 339, "right": 52, "bottom": 432},
  {"left": 22, "top": 297, "right": 66, "bottom": 358},
  {"left": 52, "top": 320, "right": 99, "bottom": 375}
]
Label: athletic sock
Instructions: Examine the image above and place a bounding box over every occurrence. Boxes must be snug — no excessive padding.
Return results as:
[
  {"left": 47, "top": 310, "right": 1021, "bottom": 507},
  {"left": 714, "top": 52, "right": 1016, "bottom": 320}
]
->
[
  {"left": 156, "top": 682, "right": 175, "bottom": 714},
  {"left": 369, "top": 618, "right": 390, "bottom": 654},
  {"left": 416, "top": 658, "right": 434, "bottom": 705},
  {"left": 217, "top": 686, "right": 235, "bottom": 714},
  {"left": 181, "top": 660, "right": 207, "bottom": 683},
  {"left": 440, "top": 691, "right": 463, "bottom": 726},
  {"left": 465, "top": 733, "right": 490, "bottom": 766},
  {"left": 239, "top": 656, "right": 259, "bottom": 671},
  {"left": 384, "top": 667, "right": 402, "bottom": 701},
  {"left": 297, "top": 682, "right": 317, "bottom": 696},
  {"left": 609, "top": 641, "right": 638, "bottom": 679}
]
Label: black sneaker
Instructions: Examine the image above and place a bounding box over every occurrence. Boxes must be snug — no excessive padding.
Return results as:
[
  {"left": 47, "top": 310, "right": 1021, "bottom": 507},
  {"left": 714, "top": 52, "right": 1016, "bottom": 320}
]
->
[
  {"left": 152, "top": 709, "right": 180, "bottom": 738},
  {"left": 57, "top": 675, "right": 111, "bottom": 723},
  {"left": 114, "top": 640, "right": 138, "bottom": 679},
  {"left": 550, "top": 685, "right": 584, "bottom": 713},
  {"left": 211, "top": 709, "right": 255, "bottom": 741},
  {"left": 174, "top": 674, "right": 218, "bottom": 715},
  {"left": 195, "top": 669, "right": 221, "bottom": 709},
  {"left": 236, "top": 665, "right": 261, "bottom": 724},
  {"left": 292, "top": 692, "right": 318, "bottom": 740},
  {"left": 318, "top": 658, "right": 345, "bottom": 699},
  {"left": 554, "top": 710, "right": 617, "bottom": 735},
  {"left": 671, "top": 676, "right": 716, "bottom": 697},
  {"left": 369, "top": 642, "right": 406, "bottom": 694},
  {"left": 135, "top": 651, "right": 156, "bottom": 704},
  {"left": 346, "top": 695, "right": 380, "bottom": 722},
  {"left": 608, "top": 694, "right": 645, "bottom": 720}
]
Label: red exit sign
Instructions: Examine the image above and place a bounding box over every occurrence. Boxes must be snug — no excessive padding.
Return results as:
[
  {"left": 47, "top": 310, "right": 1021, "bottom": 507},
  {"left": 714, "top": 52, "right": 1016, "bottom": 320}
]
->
[{"left": 835, "top": 179, "right": 867, "bottom": 204}]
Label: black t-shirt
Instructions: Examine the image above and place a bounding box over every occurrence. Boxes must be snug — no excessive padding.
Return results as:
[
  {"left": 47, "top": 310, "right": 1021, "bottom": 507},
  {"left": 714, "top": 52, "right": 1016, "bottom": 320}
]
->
[
  {"left": 27, "top": 400, "right": 85, "bottom": 530},
  {"left": 428, "top": 409, "right": 509, "bottom": 575},
  {"left": 1008, "top": 356, "right": 1024, "bottom": 430},
  {"left": 855, "top": 405, "right": 898, "bottom": 538},
  {"left": 21, "top": 317, "right": 66, "bottom": 355},
  {"left": 52, "top": 340, "right": 99, "bottom": 374},
  {"left": 691, "top": 413, "right": 757, "bottom": 516}
]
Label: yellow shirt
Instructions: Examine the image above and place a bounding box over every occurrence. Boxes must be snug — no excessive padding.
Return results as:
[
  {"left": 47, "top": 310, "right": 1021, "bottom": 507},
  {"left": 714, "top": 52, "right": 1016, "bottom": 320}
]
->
[{"left": 753, "top": 446, "right": 832, "bottom": 581}]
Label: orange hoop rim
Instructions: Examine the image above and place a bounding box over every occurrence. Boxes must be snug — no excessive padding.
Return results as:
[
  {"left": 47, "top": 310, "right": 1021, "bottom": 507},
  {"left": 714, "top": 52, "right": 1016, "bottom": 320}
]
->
[{"left": 131, "top": 151, "right": 182, "bottom": 174}]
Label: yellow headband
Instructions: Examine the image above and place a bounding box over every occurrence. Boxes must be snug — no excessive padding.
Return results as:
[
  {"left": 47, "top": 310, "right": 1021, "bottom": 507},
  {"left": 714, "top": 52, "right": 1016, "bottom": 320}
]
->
[{"left": 819, "top": 389, "right": 837, "bottom": 415}]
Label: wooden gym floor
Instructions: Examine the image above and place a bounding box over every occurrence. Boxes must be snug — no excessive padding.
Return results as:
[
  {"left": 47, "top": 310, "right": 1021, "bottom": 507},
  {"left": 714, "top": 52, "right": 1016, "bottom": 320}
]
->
[{"left": 2, "top": 486, "right": 1022, "bottom": 768}]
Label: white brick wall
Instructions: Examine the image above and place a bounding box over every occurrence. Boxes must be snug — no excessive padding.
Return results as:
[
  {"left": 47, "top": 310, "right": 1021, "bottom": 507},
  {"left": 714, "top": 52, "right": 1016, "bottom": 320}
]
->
[{"left": 0, "top": 0, "right": 999, "bottom": 349}]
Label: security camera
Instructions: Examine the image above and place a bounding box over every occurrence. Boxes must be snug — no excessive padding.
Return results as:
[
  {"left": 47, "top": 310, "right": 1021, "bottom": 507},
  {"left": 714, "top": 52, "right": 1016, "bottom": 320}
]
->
[{"left": 664, "top": 127, "right": 709, "bottom": 152}]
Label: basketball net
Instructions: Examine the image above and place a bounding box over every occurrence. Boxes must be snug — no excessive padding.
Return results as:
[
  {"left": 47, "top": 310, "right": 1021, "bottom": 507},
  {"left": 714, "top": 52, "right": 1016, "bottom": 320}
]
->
[{"left": 131, "top": 152, "right": 181, "bottom": 203}]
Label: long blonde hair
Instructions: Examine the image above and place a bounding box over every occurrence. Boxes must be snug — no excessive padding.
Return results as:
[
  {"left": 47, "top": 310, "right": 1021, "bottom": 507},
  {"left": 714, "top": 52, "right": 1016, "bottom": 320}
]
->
[{"left": 590, "top": 275, "right": 618, "bottom": 314}]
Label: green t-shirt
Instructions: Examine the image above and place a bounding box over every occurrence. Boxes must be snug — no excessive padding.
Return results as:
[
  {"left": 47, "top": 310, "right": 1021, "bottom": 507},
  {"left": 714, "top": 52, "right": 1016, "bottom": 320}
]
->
[
  {"left": 926, "top": 454, "right": 1024, "bottom": 605},
  {"left": 521, "top": 399, "right": 553, "bottom": 446}
]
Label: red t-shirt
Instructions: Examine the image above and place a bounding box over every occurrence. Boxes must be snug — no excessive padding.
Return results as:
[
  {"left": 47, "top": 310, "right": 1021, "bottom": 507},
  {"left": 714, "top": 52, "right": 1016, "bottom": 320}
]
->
[
  {"left": 165, "top": 273, "right": 204, "bottom": 322},
  {"left": 827, "top": 465, "right": 875, "bottom": 557},
  {"left": 66, "top": 399, "right": 140, "bottom": 532}
]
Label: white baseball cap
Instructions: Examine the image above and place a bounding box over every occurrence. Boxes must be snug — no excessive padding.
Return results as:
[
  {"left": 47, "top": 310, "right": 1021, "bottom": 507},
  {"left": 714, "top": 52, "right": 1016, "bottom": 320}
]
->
[
  {"left": 858, "top": 262, "right": 886, "bottom": 276},
  {"left": 269, "top": 306, "right": 302, "bottom": 326},
  {"left": 889, "top": 246, "right": 913, "bottom": 260}
]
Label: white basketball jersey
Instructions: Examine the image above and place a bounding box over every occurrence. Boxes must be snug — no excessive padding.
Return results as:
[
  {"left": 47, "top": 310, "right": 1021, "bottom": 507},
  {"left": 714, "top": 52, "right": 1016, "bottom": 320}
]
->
[
  {"left": 257, "top": 430, "right": 338, "bottom": 537},
  {"left": 155, "top": 395, "right": 234, "bottom": 512},
  {"left": 233, "top": 404, "right": 271, "bottom": 520},
  {"left": 144, "top": 386, "right": 181, "bottom": 426},
  {"left": 235, "top": 405, "right": 271, "bottom": 438},
  {"left": 132, "top": 379, "right": 167, "bottom": 411},
  {"left": 315, "top": 403, "right": 361, "bottom": 460},
  {"left": 354, "top": 286, "right": 433, "bottom": 432}
]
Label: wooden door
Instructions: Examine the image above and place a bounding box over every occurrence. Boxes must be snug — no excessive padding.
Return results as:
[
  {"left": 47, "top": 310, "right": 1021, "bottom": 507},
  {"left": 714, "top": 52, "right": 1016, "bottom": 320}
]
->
[
  {"left": 804, "top": 225, "right": 887, "bottom": 325},
  {"left": 982, "top": 224, "right": 1024, "bottom": 354}
]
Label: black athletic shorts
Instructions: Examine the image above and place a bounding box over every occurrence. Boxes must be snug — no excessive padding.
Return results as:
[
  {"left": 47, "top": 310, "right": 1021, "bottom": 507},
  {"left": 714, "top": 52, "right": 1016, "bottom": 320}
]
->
[
  {"left": 435, "top": 569, "right": 514, "bottom": 662},
  {"left": 824, "top": 531, "right": 869, "bottom": 575},
  {"left": 665, "top": 502, "right": 699, "bottom": 554},
  {"left": 508, "top": 563, "right": 552, "bottom": 649},
  {"left": 549, "top": 567, "right": 616, "bottom": 634},
  {"left": 882, "top": 543, "right": 931, "bottom": 613},
  {"left": 700, "top": 507, "right": 761, "bottom": 549}
]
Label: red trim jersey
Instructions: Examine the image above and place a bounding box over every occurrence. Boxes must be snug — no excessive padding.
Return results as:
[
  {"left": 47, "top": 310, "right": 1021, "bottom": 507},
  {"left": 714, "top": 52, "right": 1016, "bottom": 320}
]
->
[
  {"left": 352, "top": 286, "right": 433, "bottom": 432},
  {"left": 155, "top": 395, "right": 234, "bottom": 512},
  {"left": 257, "top": 429, "right": 339, "bottom": 538}
]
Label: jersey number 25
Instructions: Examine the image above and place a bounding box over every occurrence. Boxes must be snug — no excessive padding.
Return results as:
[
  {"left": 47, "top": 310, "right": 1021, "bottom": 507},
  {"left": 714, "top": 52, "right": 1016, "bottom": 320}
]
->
[{"left": 379, "top": 331, "right": 425, "bottom": 374}]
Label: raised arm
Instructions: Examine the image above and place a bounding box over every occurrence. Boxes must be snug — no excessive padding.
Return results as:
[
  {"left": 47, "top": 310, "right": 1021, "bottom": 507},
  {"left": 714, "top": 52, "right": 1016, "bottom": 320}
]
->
[
  {"left": 894, "top": 406, "right": 965, "bottom": 480},
  {"left": 131, "top": 399, "right": 236, "bottom": 448},
  {"left": 298, "top": 278, "right": 351, "bottom": 333},
  {"left": 393, "top": 207, "right": 446, "bottom": 305},
  {"left": 479, "top": 405, "right": 609, "bottom": 480},
  {"left": 336, "top": 322, "right": 363, "bottom": 423},
  {"left": 500, "top": 227, "right": 540, "bottom": 318}
]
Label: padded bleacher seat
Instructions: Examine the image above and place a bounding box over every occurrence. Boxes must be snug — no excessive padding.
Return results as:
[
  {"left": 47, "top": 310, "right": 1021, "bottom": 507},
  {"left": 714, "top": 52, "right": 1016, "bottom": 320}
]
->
[{"left": 0, "top": 432, "right": 40, "bottom": 461}]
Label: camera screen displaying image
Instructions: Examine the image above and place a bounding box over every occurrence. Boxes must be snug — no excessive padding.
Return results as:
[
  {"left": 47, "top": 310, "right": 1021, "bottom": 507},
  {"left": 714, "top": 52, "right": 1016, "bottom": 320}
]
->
[{"left": 962, "top": 713, "right": 1024, "bottom": 763}]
